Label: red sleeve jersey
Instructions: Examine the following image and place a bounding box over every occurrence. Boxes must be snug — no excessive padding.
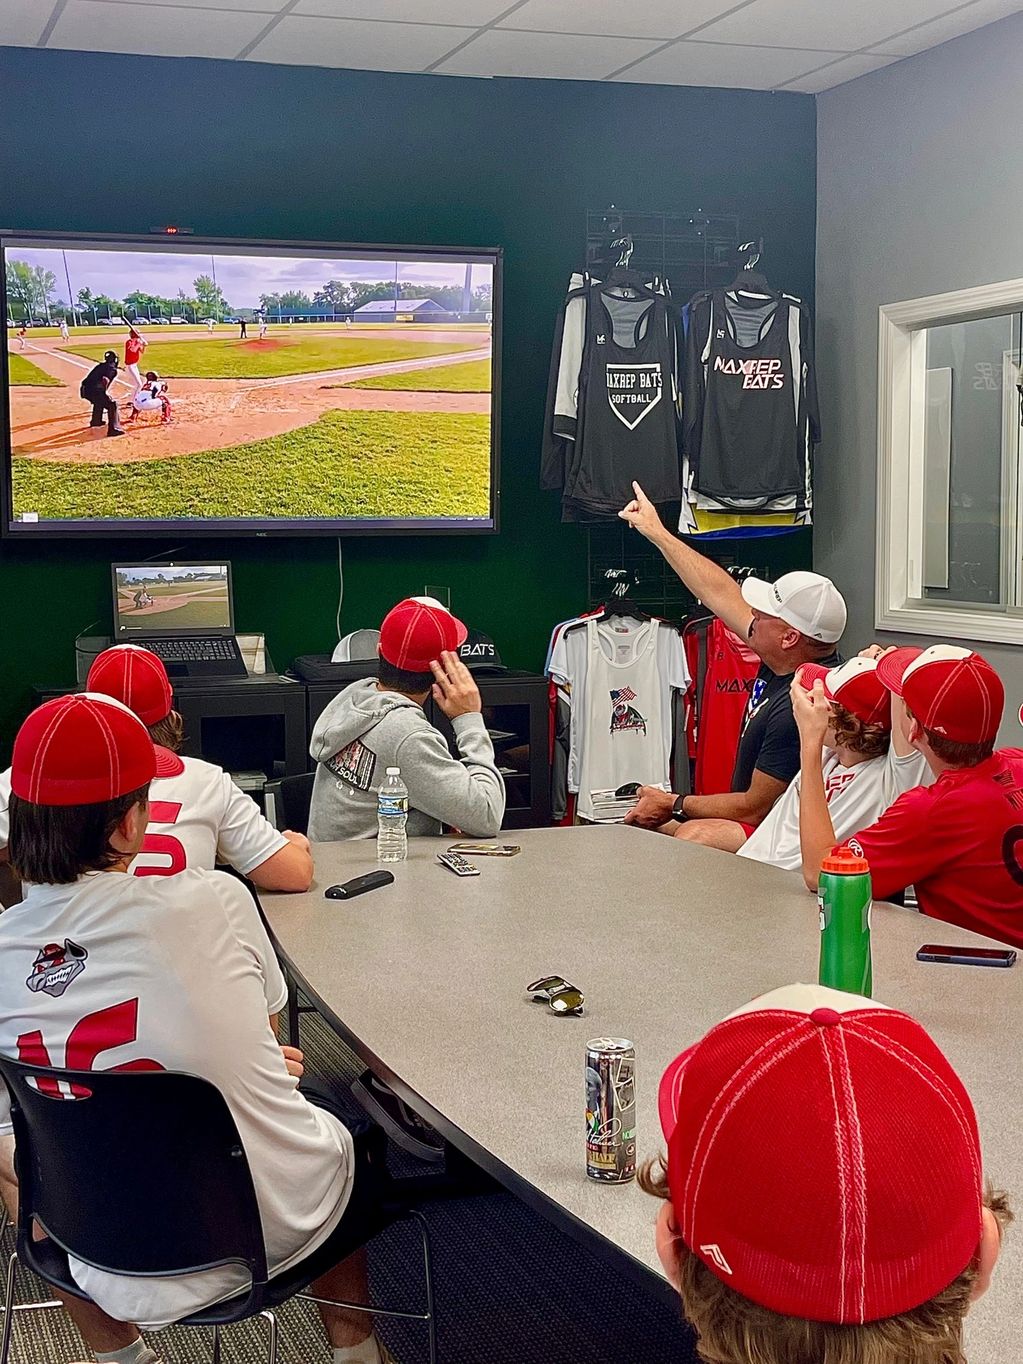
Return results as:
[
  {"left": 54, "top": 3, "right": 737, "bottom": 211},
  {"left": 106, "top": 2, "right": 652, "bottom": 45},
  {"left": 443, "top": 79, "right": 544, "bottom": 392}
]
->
[{"left": 845, "top": 749, "right": 1023, "bottom": 948}]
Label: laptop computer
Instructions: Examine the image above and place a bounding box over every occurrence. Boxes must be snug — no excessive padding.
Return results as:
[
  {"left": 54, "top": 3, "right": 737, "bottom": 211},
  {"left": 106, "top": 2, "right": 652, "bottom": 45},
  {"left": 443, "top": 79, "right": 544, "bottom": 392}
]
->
[{"left": 110, "top": 561, "right": 247, "bottom": 679}]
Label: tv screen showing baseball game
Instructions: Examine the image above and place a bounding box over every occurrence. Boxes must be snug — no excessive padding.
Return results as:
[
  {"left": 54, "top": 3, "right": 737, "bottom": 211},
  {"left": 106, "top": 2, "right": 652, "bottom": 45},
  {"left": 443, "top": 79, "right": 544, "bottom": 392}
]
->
[{"left": 0, "top": 232, "right": 500, "bottom": 538}]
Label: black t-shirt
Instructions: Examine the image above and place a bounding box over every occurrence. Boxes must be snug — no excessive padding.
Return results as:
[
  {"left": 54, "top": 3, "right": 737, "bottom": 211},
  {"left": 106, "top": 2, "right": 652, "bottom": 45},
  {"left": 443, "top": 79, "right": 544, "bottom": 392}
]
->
[
  {"left": 82, "top": 361, "right": 116, "bottom": 397},
  {"left": 731, "top": 653, "right": 840, "bottom": 793}
]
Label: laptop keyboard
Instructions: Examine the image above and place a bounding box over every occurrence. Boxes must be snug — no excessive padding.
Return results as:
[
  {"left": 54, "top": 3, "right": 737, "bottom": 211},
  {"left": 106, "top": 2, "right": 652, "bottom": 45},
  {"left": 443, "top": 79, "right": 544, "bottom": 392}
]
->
[{"left": 142, "top": 637, "right": 238, "bottom": 663}]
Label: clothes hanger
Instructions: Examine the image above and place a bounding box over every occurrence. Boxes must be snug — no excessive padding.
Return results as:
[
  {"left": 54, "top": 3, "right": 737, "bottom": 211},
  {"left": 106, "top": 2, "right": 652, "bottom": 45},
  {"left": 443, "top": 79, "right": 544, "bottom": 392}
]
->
[
  {"left": 600, "top": 231, "right": 656, "bottom": 296},
  {"left": 727, "top": 239, "right": 777, "bottom": 301},
  {"left": 593, "top": 568, "right": 651, "bottom": 622}
]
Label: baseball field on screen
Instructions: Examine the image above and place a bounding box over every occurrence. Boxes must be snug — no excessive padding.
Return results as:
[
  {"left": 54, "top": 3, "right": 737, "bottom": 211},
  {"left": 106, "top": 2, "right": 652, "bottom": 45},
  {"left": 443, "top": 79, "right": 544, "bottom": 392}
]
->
[
  {"left": 116, "top": 577, "right": 231, "bottom": 629},
  {"left": 3, "top": 241, "right": 496, "bottom": 526}
]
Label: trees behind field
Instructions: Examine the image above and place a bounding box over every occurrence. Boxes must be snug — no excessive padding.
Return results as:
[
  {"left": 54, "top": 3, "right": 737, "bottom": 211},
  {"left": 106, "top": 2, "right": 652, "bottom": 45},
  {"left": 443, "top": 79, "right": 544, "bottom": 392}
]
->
[{"left": 5, "top": 259, "right": 58, "bottom": 322}]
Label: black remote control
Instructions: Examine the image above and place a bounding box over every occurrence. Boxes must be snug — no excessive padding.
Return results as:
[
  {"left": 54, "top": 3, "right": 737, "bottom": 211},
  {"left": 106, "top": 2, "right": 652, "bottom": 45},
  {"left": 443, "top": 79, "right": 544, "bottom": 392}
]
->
[{"left": 325, "top": 871, "right": 395, "bottom": 900}]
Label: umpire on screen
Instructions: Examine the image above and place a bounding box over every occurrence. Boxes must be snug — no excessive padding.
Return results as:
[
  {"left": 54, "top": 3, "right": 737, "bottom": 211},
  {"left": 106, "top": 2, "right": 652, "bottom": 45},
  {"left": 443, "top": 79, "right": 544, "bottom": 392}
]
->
[{"left": 80, "top": 350, "right": 125, "bottom": 437}]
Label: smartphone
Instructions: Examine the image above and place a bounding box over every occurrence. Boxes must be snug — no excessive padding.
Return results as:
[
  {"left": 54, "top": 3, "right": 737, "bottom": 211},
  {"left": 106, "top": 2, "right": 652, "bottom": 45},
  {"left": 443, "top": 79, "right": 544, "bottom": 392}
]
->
[
  {"left": 447, "top": 842, "right": 521, "bottom": 857},
  {"left": 917, "top": 944, "right": 1017, "bottom": 968}
]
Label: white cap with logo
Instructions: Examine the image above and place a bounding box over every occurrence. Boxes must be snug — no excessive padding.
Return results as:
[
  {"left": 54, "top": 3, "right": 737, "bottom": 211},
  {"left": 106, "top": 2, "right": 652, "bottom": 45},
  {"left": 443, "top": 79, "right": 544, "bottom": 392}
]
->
[{"left": 741, "top": 571, "right": 847, "bottom": 644}]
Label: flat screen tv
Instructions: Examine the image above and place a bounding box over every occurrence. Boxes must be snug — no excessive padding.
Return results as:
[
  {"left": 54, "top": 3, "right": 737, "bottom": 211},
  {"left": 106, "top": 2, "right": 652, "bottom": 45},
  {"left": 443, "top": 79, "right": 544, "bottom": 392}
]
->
[{"left": 0, "top": 232, "right": 501, "bottom": 538}]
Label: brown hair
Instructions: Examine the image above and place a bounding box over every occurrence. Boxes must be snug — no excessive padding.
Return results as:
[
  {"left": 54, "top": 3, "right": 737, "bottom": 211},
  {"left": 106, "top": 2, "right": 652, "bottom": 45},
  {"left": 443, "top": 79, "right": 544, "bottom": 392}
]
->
[
  {"left": 378, "top": 656, "right": 433, "bottom": 696},
  {"left": 639, "top": 1157, "right": 1012, "bottom": 1364},
  {"left": 149, "top": 710, "right": 184, "bottom": 753},
  {"left": 8, "top": 785, "right": 150, "bottom": 885},
  {"left": 831, "top": 703, "right": 890, "bottom": 760},
  {"left": 922, "top": 727, "right": 995, "bottom": 769}
]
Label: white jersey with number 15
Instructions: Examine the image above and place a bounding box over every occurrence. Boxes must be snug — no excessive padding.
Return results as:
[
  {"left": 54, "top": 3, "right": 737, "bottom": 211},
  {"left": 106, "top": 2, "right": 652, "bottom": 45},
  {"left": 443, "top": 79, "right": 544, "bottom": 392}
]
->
[{"left": 0, "top": 754, "right": 287, "bottom": 880}]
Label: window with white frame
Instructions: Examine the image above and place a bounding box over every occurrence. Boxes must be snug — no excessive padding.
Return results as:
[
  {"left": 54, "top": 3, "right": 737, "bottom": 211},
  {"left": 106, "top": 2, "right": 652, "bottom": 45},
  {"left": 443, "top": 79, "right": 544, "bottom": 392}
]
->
[{"left": 877, "top": 280, "right": 1023, "bottom": 644}]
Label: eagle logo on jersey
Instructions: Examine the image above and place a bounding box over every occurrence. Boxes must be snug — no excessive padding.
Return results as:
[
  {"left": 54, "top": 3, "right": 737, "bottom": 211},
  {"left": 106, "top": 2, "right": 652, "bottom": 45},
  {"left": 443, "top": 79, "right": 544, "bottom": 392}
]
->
[
  {"left": 606, "top": 363, "right": 663, "bottom": 430},
  {"left": 609, "top": 686, "right": 647, "bottom": 735},
  {"left": 26, "top": 940, "right": 88, "bottom": 998}
]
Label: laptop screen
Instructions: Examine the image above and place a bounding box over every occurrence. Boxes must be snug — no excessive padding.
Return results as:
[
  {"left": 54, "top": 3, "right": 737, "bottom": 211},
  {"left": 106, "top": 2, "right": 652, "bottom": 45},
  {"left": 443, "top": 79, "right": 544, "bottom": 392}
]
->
[{"left": 112, "top": 562, "right": 234, "bottom": 638}]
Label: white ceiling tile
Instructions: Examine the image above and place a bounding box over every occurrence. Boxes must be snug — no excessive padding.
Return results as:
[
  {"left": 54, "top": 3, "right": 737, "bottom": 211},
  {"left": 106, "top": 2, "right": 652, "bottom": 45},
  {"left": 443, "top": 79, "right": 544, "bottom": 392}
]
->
[
  {"left": 294, "top": 0, "right": 508, "bottom": 23},
  {"left": 92, "top": 0, "right": 283, "bottom": 9},
  {"left": 500, "top": 0, "right": 735, "bottom": 40},
  {"left": 0, "top": 0, "right": 50, "bottom": 45},
  {"left": 615, "top": 38, "right": 841, "bottom": 87},
  {"left": 875, "top": 0, "right": 1023, "bottom": 55},
  {"left": 781, "top": 50, "right": 902, "bottom": 92},
  {"left": 47, "top": 0, "right": 269, "bottom": 56},
  {"left": 249, "top": 14, "right": 469, "bottom": 67},
  {"left": 696, "top": 0, "right": 963, "bottom": 52},
  {"left": 435, "top": 27, "right": 660, "bottom": 77}
]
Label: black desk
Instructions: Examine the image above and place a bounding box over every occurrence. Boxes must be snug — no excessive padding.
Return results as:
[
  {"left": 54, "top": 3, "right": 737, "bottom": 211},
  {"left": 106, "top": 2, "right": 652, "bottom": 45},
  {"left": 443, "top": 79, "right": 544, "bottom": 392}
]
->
[{"left": 31, "top": 673, "right": 308, "bottom": 779}]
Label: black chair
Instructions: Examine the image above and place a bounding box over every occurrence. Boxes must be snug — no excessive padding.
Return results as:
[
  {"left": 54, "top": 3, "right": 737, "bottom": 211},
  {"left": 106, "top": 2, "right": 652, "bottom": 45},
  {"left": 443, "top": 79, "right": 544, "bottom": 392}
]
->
[
  {"left": 0, "top": 1059, "right": 436, "bottom": 1364},
  {"left": 264, "top": 771, "right": 316, "bottom": 836},
  {"left": 263, "top": 770, "right": 319, "bottom": 1042}
]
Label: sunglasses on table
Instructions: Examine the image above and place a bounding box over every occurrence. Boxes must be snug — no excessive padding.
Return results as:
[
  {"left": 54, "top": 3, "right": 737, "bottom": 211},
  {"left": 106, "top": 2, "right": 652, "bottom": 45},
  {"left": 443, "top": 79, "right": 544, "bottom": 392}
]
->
[{"left": 528, "top": 975, "right": 585, "bottom": 1015}]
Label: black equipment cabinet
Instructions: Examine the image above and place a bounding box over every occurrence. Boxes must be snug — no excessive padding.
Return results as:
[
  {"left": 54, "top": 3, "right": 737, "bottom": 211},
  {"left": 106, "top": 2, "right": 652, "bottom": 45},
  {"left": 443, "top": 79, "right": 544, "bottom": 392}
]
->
[{"left": 31, "top": 674, "right": 308, "bottom": 781}]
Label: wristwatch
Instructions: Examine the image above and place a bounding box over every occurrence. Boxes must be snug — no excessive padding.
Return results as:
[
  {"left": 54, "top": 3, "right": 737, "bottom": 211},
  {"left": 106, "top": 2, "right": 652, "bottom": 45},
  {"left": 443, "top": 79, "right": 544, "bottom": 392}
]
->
[{"left": 671, "top": 794, "right": 688, "bottom": 821}]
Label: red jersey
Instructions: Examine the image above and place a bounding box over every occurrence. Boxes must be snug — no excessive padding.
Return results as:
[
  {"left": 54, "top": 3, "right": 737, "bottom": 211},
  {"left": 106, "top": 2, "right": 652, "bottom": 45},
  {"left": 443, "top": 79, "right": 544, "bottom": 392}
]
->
[
  {"left": 125, "top": 336, "right": 144, "bottom": 364},
  {"left": 847, "top": 748, "right": 1023, "bottom": 948},
  {"left": 694, "top": 618, "right": 760, "bottom": 796}
]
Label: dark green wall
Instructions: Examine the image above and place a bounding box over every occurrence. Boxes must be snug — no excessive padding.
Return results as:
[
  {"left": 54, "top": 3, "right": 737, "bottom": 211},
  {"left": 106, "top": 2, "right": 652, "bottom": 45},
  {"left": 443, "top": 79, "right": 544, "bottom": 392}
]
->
[{"left": 0, "top": 46, "right": 816, "bottom": 757}]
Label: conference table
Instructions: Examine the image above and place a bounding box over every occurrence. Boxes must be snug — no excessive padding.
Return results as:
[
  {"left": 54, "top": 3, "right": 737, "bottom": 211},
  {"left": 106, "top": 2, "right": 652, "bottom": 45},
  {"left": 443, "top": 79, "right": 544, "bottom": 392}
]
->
[{"left": 260, "top": 826, "right": 1022, "bottom": 1359}]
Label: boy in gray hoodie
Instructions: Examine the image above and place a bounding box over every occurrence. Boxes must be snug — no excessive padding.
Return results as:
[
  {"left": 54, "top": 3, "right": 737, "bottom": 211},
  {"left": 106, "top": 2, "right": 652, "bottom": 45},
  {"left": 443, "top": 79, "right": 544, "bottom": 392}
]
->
[{"left": 309, "top": 597, "right": 506, "bottom": 842}]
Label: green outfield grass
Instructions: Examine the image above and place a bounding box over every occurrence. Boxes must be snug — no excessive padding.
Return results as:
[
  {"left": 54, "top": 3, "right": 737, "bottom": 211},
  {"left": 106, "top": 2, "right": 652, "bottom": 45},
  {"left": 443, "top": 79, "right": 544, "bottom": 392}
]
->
[
  {"left": 116, "top": 584, "right": 230, "bottom": 628},
  {"left": 13, "top": 410, "right": 490, "bottom": 520},
  {"left": 7, "top": 354, "right": 62, "bottom": 386},
  {"left": 62, "top": 336, "right": 482, "bottom": 380},
  {"left": 346, "top": 359, "right": 491, "bottom": 392}
]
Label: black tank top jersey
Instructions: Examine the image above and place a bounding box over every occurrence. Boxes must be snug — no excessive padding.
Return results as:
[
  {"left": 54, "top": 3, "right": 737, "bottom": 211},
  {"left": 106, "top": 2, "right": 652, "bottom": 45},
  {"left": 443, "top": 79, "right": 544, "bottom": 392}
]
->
[
  {"left": 691, "top": 291, "right": 811, "bottom": 509},
  {"left": 565, "top": 285, "right": 681, "bottom": 517}
]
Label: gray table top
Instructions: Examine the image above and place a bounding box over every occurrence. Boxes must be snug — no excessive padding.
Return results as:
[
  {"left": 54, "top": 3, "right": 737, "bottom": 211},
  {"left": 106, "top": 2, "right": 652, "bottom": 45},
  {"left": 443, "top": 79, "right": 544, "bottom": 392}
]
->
[{"left": 261, "top": 826, "right": 1020, "bottom": 1357}]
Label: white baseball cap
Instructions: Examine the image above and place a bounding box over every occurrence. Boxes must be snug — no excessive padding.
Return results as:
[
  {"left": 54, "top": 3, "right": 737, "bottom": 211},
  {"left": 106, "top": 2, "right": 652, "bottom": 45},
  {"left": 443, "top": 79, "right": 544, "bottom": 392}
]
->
[{"left": 741, "top": 571, "right": 847, "bottom": 644}]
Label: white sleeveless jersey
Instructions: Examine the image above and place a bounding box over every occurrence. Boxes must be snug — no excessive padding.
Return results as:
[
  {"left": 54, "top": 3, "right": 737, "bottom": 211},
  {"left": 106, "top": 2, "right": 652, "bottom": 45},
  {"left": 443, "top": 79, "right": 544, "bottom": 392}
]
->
[
  {"left": 574, "top": 618, "right": 676, "bottom": 822},
  {"left": 549, "top": 617, "right": 688, "bottom": 802},
  {"left": 0, "top": 757, "right": 286, "bottom": 879}
]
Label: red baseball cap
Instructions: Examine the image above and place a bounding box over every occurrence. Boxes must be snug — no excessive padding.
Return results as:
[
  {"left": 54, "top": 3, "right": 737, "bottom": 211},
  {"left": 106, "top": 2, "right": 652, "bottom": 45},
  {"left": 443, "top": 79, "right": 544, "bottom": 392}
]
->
[
  {"left": 798, "top": 657, "right": 891, "bottom": 728},
  {"left": 378, "top": 596, "right": 468, "bottom": 672},
  {"left": 87, "top": 644, "right": 173, "bottom": 726},
  {"left": 877, "top": 645, "right": 1003, "bottom": 743},
  {"left": 12, "top": 694, "right": 157, "bottom": 807},
  {"left": 658, "top": 983, "right": 983, "bottom": 1324}
]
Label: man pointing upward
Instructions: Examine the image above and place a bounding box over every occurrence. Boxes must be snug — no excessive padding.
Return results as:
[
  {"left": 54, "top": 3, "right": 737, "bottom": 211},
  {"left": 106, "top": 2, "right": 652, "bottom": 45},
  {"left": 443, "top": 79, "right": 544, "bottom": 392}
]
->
[{"left": 618, "top": 481, "right": 846, "bottom": 848}]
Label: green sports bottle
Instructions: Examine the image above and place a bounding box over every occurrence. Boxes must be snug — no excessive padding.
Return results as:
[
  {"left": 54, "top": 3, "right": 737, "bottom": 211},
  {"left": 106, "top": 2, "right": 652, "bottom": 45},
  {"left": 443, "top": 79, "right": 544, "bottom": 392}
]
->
[{"left": 818, "top": 847, "right": 873, "bottom": 997}]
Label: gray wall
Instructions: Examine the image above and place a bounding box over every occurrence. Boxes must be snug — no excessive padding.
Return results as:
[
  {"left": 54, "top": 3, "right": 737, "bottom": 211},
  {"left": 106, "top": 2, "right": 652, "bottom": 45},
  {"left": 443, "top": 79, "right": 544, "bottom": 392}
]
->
[{"left": 815, "top": 11, "right": 1023, "bottom": 742}]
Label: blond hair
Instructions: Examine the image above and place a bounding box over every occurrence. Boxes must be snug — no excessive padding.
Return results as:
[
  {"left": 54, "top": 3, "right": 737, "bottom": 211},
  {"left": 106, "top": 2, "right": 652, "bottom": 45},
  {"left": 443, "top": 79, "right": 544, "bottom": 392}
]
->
[{"left": 639, "top": 1156, "right": 1012, "bottom": 1364}]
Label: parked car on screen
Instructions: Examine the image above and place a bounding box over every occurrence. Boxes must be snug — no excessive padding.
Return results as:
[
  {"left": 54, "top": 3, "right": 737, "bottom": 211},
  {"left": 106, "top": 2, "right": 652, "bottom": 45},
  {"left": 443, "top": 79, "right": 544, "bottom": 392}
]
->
[{"left": 169, "top": 316, "right": 187, "bottom": 325}]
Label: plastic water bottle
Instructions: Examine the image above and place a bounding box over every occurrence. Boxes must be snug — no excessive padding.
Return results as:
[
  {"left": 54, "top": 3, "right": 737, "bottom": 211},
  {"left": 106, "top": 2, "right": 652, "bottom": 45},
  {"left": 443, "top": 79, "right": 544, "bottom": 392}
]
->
[
  {"left": 818, "top": 846, "right": 873, "bottom": 997},
  {"left": 377, "top": 767, "right": 408, "bottom": 864}
]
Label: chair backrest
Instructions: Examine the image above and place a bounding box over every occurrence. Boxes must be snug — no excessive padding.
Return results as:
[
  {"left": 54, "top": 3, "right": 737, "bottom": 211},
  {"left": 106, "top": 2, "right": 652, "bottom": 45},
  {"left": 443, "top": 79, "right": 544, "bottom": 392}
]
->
[
  {"left": 266, "top": 772, "right": 316, "bottom": 835},
  {"left": 0, "top": 1058, "right": 268, "bottom": 1283}
]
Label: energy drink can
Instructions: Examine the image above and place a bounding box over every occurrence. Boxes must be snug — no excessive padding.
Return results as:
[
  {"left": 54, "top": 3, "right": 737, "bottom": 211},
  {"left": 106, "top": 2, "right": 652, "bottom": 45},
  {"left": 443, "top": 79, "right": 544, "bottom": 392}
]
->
[{"left": 585, "top": 1037, "right": 636, "bottom": 1182}]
